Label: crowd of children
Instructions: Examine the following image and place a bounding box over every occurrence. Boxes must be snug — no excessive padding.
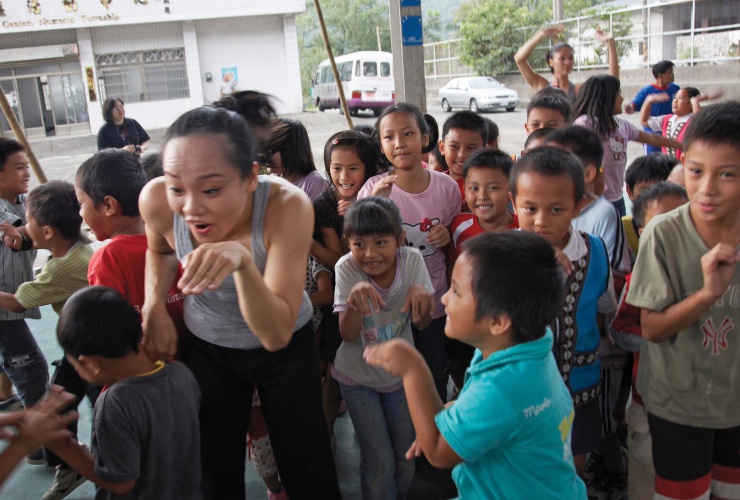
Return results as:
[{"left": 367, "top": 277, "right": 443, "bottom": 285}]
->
[{"left": 0, "top": 52, "right": 737, "bottom": 500}]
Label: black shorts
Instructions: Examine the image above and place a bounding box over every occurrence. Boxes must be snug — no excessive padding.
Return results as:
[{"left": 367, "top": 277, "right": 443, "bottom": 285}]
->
[
  {"left": 649, "top": 412, "right": 740, "bottom": 499},
  {"left": 571, "top": 398, "right": 602, "bottom": 456}
]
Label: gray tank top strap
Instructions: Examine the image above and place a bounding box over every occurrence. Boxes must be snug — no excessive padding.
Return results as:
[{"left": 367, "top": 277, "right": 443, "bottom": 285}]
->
[{"left": 172, "top": 175, "right": 312, "bottom": 349}]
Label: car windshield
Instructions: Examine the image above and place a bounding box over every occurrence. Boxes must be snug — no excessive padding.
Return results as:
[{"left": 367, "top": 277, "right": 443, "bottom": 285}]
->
[{"left": 468, "top": 78, "right": 502, "bottom": 89}]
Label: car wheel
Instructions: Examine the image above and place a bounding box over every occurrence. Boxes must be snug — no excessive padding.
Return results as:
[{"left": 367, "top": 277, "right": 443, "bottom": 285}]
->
[
  {"left": 317, "top": 99, "right": 325, "bottom": 112},
  {"left": 506, "top": 106, "right": 516, "bottom": 112},
  {"left": 441, "top": 98, "right": 451, "bottom": 112},
  {"left": 373, "top": 108, "right": 383, "bottom": 117},
  {"left": 469, "top": 99, "right": 479, "bottom": 113}
]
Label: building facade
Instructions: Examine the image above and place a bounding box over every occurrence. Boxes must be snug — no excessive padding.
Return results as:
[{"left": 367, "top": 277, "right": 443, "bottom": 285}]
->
[{"left": 0, "top": 0, "right": 304, "bottom": 139}]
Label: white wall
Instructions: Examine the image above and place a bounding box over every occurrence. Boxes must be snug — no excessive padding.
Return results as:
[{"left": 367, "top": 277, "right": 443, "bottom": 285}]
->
[
  {"left": 88, "top": 22, "right": 194, "bottom": 131},
  {"left": 195, "top": 15, "right": 301, "bottom": 114}
]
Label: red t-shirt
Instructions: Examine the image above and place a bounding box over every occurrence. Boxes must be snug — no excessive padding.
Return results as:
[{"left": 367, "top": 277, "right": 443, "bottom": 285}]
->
[
  {"left": 88, "top": 234, "right": 186, "bottom": 352},
  {"left": 447, "top": 213, "right": 519, "bottom": 263}
]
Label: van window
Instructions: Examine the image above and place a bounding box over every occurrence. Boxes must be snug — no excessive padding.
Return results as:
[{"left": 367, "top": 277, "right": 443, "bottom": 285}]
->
[
  {"left": 321, "top": 66, "right": 334, "bottom": 84},
  {"left": 355, "top": 61, "right": 361, "bottom": 77},
  {"left": 380, "top": 62, "right": 391, "bottom": 77},
  {"left": 363, "top": 62, "right": 377, "bottom": 77},
  {"left": 340, "top": 61, "right": 353, "bottom": 82}
]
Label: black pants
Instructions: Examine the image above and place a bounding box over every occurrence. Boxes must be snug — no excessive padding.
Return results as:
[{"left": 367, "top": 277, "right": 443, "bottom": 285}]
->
[
  {"left": 44, "top": 357, "right": 101, "bottom": 467},
  {"left": 184, "top": 323, "right": 341, "bottom": 500}
]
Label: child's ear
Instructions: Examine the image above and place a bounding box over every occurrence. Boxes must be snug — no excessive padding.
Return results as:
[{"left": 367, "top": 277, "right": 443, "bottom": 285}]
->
[
  {"left": 508, "top": 192, "right": 517, "bottom": 214},
  {"left": 422, "top": 133, "right": 430, "bottom": 149},
  {"left": 524, "top": 123, "right": 530, "bottom": 134},
  {"left": 626, "top": 185, "right": 634, "bottom": 201},
  {"left": 41, "top": 224, "right": 55, "bottom": 242},
  {"left": 489, "top": 312, "right": 512, "bottom": 337},
  {"left": 573, "top": 195, "right": 585, "bottom": 217},
  {"left": 437, "top": 138, "right": 445, "bottom": 154},
  {"left": 584, "top": 165, "right": 597, "bottom": 185},
  {"left": 77, "top": 354, "right": 103, "bottom": 376},
  {"left": 397, "top": 229, "right": 406, "bottom": 247},
  {"left": 102, "top": 195, "right": 121, "bottom": 217}
]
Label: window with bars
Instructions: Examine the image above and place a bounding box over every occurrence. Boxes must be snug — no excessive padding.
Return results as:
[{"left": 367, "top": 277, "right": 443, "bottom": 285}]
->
[{"left": 95, "top": 48, "right": 189, "bottom": 103}]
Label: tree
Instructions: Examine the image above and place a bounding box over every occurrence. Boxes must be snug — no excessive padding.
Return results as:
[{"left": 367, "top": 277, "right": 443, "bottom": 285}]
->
[
  {"left": 423, "top": 9, "right": 444, "bottom": 44},
  {"left": 456, "top": 0, "right": 549, "bottom": 76},
  {"left": 296, "top": 0, "right": 391, "bottom": 106}
]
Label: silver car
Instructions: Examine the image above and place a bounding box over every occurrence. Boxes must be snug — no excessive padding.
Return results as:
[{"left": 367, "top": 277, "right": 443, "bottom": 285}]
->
[{"left": 439, "top": 76, "right": 520, "bottom": 113}]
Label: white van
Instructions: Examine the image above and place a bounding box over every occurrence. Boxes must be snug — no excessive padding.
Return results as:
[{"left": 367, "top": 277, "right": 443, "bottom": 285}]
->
[{"left": 312, "top": 51, "right": 395, "bottom": 116}]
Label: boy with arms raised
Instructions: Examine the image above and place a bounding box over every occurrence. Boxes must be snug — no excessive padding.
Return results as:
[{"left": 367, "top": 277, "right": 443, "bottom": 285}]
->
[
  {"left": 366, "top": 231, "right": 585, "bottom": 499},
  {"left": 510, "top": 147, "right": 617, "bottom": 475},
  {"left": 438, "top": 111, "right": 487, "bottom": 211},
  {"left": 45, "top": 286, "right": 201, "bottom": 499},
  {"left": 627, "top": 102, "right": 740, "bottom": 499}
]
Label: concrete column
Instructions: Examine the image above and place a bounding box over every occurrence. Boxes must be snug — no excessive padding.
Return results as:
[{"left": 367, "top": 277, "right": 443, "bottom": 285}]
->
[
  {"left": 388, "top": 0, "right": 427, "bottom": 112},
  {"left": 76, "top": 28, "right": 101, "bottom": 134},
  {"left": 182, "top": 20, "right": 204, "bottom": 108},
  {"left": 282, "top": 14, "right": 304, "bottom": 114}
]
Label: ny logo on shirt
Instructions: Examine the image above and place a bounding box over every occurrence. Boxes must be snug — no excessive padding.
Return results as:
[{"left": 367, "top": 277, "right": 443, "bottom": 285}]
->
[{"left": 700, "top": 316, "right": 733, "bottom": 356}]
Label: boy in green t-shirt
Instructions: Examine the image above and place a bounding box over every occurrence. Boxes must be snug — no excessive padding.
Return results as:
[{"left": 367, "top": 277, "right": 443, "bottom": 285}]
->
[
  {"left": 0, "top": 181, "right": 93, "bottom": 499},
  {"left": 626, "top": 102, "right": 740, "bottom": 499}
]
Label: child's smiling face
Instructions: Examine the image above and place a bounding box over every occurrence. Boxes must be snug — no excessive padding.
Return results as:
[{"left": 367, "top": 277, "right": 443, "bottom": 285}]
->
[{"left": 684, "top": 140, "right": 740, "bottom": 228}]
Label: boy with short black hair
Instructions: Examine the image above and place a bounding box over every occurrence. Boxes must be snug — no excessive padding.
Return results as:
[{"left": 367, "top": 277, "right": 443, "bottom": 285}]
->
[
  {"left": 74, "top": 149, "right": 185, "bottom": 346},
  {"left": 365, "top": 231, "right": 586, "bottom": 499},
  {"left": 0, "top": 137, "right": 48, "bottom": 414},
  {"left": 547, "top": 126, "right": 630, "bottom": 274},
  {"left": 510, "top": 147, "right": 617, "bottom": 476},
  {"left": 0, "top": 180, "right": 93, "bottom": 498},
  {"left": 438, "top": 111, "right": 488, "bottom": 211},
  {"left": 45, "top": 286, "right": 202, "bottom": 499},
  {"left": 611, "top": 181, "right": 687, "bottom": 500},
  {"left": 449, "top": 149, "right": 517, "bottom": 264},
  {"left": 523, "top": 127, "right": 555, "bottom": 154},
  {"left": 625, "top": 60, "right": 680, "bottom": 154},
  {"left": 626, "top": 101, "right": 740, "bottom": 500},
  {"left": 623, "top": 153, "right": 678, "bottom": 256},
  {"left": 525, "top": 91, "right": 572, "bottom": 134}
]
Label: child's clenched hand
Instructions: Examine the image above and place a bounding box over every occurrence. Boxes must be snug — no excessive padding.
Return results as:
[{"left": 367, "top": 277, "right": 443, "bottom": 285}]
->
[{"left": 364, "top": 338, "right": 417, "bottom": 378}]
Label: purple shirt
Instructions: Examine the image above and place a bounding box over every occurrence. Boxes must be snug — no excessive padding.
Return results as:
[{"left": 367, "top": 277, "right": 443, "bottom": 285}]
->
[
  {"left": 574, "top": 115, "right": 640, "bottom": 202},
  {"left": 293, "top": 170, "right": 328, "bottom": 202}
]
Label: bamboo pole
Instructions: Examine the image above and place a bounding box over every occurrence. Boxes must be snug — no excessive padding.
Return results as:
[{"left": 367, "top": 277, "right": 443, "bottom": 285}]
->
[
  {"left": 313, "top": 0, "right": 353, "bottom": 129},
  {"left": 0, "top": 91, "right": 48, "bottom": 184}
]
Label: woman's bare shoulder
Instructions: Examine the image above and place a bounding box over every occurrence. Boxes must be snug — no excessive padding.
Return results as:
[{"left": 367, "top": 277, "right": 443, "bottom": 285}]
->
[{"left": 139, "top": 178, "right": 174, "bottom": 234}]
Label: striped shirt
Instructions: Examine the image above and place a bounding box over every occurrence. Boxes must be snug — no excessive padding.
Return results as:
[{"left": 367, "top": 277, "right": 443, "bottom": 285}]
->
[{"left": 0, "top": 194, "right": 39, "bottom": 321}]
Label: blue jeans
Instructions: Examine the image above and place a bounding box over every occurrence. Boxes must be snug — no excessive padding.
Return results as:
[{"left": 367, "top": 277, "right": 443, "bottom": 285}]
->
[
  {"left": 0, "top": 320, "right": 48, "bottom": 407},
  {"left": 340, "top": 383, "right": 415, "bottom": 500}
]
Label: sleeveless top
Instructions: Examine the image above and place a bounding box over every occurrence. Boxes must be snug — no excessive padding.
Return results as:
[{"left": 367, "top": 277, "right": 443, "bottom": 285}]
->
[
  {"left": 551, "top": 79, "right": 577, "bottom": 104},
  {"left": 173, "top": 175, "right": 313, "bottom": 349},
  {"left": 550, "top": 232, "right": 610, "bottom": 408}
]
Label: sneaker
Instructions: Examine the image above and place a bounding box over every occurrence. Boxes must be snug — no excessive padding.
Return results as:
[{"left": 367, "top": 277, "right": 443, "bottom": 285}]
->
[
  {"left": 25, "top": 447, "right": 45, "bottom": 465},
  {"left": 267, "top": 486, "right": 288, "bottom": 500},
  {"left": 0, "top": 394, "right": 23, "bottom": 412},
  {"left": 43, "top": 466, "right": 86, "bottom": 500}
]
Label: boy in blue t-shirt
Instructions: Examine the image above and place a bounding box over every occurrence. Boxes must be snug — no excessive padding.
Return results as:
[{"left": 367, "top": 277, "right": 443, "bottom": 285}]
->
[{"left": 366, "top": 231, "right": 586, "bottom": 499}]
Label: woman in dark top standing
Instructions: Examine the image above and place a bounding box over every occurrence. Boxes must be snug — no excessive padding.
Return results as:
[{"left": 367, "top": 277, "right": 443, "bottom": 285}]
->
[{"left": 97, "top": 97, "right": 151, "bottom": 155}]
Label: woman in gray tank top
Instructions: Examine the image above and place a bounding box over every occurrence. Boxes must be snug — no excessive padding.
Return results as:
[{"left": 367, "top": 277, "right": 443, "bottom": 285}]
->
[
  {"left": 139, "top": 106, "right": 340, "bottom": 500},
  {"left": 514, "top": 24, "right": 620, "bottom": 105}
]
